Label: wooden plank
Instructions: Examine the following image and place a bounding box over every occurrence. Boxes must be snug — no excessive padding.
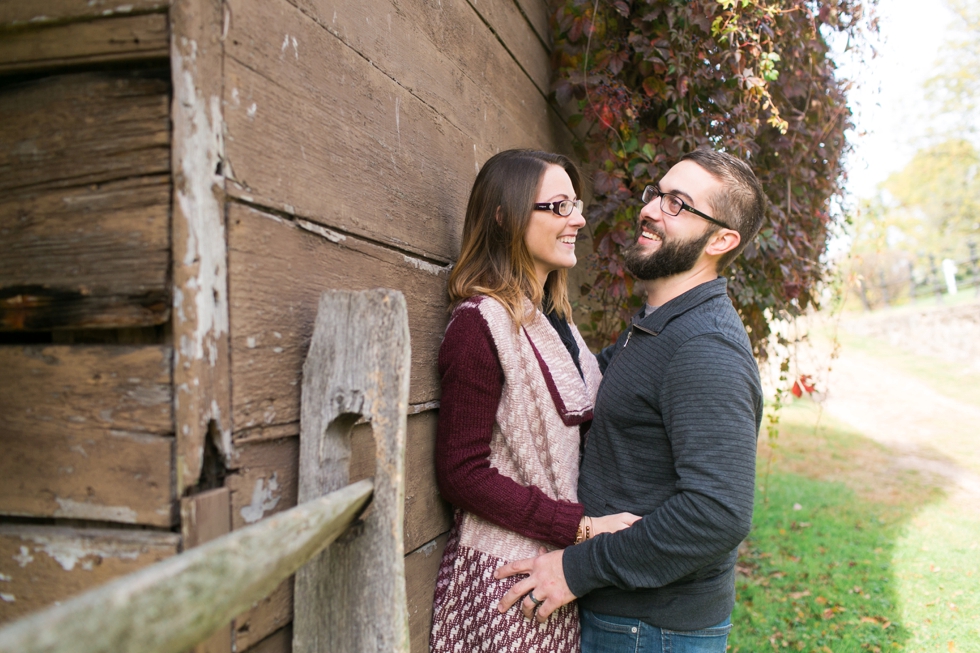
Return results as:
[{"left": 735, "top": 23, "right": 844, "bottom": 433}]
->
[
  {"left": 405, "top": 534, "right": 449, "bottom": 653},
  {"left": 0, "top": 177, "right": 170, "bottom": 332},
  {"left": 0, "top": 480, "right": 373, "bottom": 653},
  {"left": 0, "top": 525, "right": 179, "bottom": 624},
  {"left": 228, "top": 204, "right": 449, "bottom": 432},
  {"left": 227, "top": 415, "right": 449, "bottom": 552},
  {"left": 226, "top": 437, "right": 300, "bottom": 531},
  {"left": 463, "top": 0, "right": 550, "bottom": 94},
  {"left": 284, "top": 0, "right": 553, "bottom": 156},
  {"left": 0, "top": 71, "right": 170, "bottom": 195},
  {"left": 181, "top": 488, "right": 232, "bottom": 653},
  {"left": 243, "top": 625, "right": 291, "bottom": 653},
  {"left": 0, "top": 13, "right": 169, "bottom": 74},
  {"left": 293, "top": 289, "right": 411, "bottom": 653},
  {"left": 223, "top": 0, "right": 472, "bottom": 263},
  {"left": 0, "top": 1, "right": 167, "bottom": 27},
  {"left": 234, "top": 579, "right": 293, "bottom": 653},
  {"left": 0, "top": 345, "right": 175, "bottom": 526},
  {"left": 513, "top": 0, "right": 552, "bottom": 52},
  {"left": 225, "top": 412, "right": 450, "bottom": 649},
  {"left": 170, "top": 0, "right": 233, "bottom": 493}
]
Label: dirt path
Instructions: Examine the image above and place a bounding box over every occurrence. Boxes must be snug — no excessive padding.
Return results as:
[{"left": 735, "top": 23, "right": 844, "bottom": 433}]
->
[{"left": 818, "top": 333, "right": 980, "bottom": 506}]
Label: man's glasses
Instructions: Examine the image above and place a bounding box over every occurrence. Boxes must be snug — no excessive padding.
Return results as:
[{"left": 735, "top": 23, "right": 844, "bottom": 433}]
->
[
  {"left": 533, "top": 199, "right": 584, "bottom": 217},
  {"left": 641, "top": 185, "right": 732, "bottom": 230}
]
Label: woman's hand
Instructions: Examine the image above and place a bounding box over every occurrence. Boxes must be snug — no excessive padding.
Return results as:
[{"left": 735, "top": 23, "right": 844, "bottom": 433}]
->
[{"left": 587, "top": 512, "right": 641, "bottom": 537}]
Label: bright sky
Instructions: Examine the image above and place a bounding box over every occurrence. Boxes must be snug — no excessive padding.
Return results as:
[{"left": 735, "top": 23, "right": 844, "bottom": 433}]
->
[{"left": 842, "top": 0, "right": 959, "bottom": 200}]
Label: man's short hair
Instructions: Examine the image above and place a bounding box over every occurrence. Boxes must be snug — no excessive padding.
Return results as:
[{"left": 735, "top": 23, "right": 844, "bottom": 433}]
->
[{"left": 680, "top": 148, "right": 767, "bottom": 271}]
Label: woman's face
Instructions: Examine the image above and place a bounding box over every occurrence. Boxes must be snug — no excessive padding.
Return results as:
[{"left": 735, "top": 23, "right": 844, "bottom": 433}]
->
[{"left": 524, "top": 164, "right": 586, "bottom": 287}]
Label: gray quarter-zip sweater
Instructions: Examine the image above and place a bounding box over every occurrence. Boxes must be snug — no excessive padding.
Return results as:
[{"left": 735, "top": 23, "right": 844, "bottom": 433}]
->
[{"left": 563, "top": 277, "right": 763, "bottom": 631}]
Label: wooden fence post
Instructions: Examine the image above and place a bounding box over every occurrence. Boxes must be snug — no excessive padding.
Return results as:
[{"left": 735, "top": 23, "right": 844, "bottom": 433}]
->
[{"left": 293, "top": 289, "right": 412, "bottom": 653}]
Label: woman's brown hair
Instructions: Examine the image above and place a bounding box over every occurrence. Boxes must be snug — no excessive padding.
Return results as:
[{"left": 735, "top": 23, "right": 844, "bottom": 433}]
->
[{"left": 448, "top": 149, "right": 583, "bottom": 326}]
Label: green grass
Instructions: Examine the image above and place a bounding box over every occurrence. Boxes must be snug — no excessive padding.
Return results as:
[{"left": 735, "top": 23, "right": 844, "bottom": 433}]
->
[{"left": 731, "top": 401, "right": 980, "bottom": 652}]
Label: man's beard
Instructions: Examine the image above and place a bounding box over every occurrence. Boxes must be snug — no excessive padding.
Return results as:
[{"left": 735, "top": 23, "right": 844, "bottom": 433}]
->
[{"left": 622, "top": 225, "right": 713, "bottom": 281}]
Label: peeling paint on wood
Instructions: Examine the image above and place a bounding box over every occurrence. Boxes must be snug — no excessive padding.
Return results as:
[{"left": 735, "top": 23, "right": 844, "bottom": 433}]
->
[
  {"left": 0, "top": 525, "right": 179, "bottom": 624},
  {"left": 0, "top": 1, "right": 168, "bottom": 28},
  {"left": 170, "top": 0, "right": 233, "bottom": 493}
]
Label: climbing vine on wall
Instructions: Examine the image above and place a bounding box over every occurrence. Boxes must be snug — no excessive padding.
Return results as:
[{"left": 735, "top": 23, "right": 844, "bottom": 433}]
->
[{"left": 552, "top": 0, "right": 875, "bottom": 356}]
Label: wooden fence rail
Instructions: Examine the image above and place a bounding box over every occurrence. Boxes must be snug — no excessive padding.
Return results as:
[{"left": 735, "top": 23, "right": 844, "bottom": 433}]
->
[
  {"left": 0, "top": 289, "right": 412, "bottom": 653},
  {"left": 0, "top": 480, "right": 372, "bottom": 653}
]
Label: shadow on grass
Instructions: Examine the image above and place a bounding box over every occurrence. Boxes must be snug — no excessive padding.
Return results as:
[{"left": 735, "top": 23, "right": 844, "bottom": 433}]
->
[{"left": 729, "top": 402, "right": 953, "bottom": 653}]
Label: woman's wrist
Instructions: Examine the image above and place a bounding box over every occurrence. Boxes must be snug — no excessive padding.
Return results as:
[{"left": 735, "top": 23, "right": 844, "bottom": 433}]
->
[{"left": 574, "top": 516, "right": 593, "bottom": 544}]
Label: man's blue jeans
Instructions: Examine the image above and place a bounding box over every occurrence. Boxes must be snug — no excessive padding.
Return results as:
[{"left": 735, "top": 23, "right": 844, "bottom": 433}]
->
[{"left": 580, "top": 607, "right": 732, "bottom": 653}]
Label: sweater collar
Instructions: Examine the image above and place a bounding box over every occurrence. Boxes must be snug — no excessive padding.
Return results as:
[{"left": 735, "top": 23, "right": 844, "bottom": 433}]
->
[{"left": 632, "top": 277, "right": 730, "bottom": 336}]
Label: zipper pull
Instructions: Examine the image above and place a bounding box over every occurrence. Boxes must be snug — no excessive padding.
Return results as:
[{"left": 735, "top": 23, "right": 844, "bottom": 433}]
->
[{"left": 623, "top": 327, "right": 633, "bottom": 348}]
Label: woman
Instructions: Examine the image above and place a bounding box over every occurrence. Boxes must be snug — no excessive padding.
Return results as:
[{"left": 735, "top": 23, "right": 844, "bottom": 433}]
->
[{"left": 430, "top": 149, "right": 639, "bottom": 652}]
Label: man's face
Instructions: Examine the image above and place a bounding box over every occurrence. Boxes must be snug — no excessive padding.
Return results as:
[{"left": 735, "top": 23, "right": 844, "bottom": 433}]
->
[{"left": 622, "top": 161, "right": 724, "bottom": 281}]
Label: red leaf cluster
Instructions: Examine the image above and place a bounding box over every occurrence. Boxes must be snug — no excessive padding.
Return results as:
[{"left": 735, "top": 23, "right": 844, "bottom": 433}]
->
[{"left": 550, "top": 0, "right": 876, "bottom": 355}]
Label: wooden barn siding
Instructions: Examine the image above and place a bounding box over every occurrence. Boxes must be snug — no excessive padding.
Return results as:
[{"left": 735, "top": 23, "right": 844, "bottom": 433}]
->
[
  {"left": 219, "top": 0, "right": 569, "bottom": 650},
  {"left": 0, "top": 3, "right": 177, "bottom": 626}
]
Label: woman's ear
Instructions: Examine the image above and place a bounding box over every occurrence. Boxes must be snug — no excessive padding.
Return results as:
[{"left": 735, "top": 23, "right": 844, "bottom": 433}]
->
[{"left": 495, "top": 206, "right": 503, "bottom": 226}]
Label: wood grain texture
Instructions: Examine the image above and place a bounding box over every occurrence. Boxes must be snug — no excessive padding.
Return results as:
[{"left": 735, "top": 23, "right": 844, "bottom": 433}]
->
[
  {"left": 228, "top": 204, "right": 449, "bottom": 432},
  {"left": 234, "top": 579, "right": 293, "bottom": 653},
  {"left": 0, "top": 525, "right": 179, "bottom": 625},
  {"left": 170, "top": 0, "right": 233, "bottom": 493},
  {"left": 0, "top": 177, "right": 171, "bottom": 331},
  {"left": 293, "top": 290, "right": 411, "bottom": 653},
  {"left": 405, "top": 534, "right": 449, "bottom": 653},
  {"left": 181, "top": 489, "right": 233, "bottom": 653},
  {"left": 0, "top": 481, "right": 373, "bottom": 653},
  {"left": 0, "top": 1, "right": 167, "bottom": 27},
  {"left": 242, "top": 625, "right": 291, "bottom": 653},
  {"left": 0, "top": 12, "right": 169, "bottom": 74},
  {"left": 285, "top": 0, "right": 553, "bottom": 157},
  {"left": 0, "top": 345, "right": 175, "bottom": 526},
  {"left": 463, "top": 0, "right": 550, "bottom": 94},
  {"left": 227, "top": 415, "right": 448, "bottom": 550},
  {"left": 0, "top": 71, "right": 170, "bottom": 195},
  {"left": 224, "top": 411, "right": 449, "bottom": 650},
  {"left": 223, "top": 0, "right": 471, "bottom": 263},
  {"left": 513, "top": 0, "right": 552, "bottom": 52}
]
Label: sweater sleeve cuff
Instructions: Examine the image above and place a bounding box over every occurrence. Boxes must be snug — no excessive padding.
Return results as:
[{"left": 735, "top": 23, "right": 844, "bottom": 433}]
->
[
  {"left": 550, "top": 501, "right": 585, "bottom": 548},
  {"left": 562, "top": 538, "right": 601, "bottom": 598}
]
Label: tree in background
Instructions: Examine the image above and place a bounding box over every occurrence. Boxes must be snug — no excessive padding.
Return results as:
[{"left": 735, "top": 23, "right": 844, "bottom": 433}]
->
[
  {"left": 550, "top": 0, "right": 875, "bottom": 356},
  {"left": 846, "top": 1, "right": 980, "bottom": 308},
  {"left": 925, "top": 0, "right": 980, "bottom": 138}
]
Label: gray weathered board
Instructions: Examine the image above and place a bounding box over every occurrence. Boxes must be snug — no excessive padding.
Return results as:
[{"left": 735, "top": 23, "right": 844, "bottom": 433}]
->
[{"left": 293, "top": 289, "right": 411, "bottom": 653}]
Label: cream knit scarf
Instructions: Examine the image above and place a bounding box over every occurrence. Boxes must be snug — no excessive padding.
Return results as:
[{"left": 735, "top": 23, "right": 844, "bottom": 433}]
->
[{"left": 454, "top": 296, "right": 602, "bottom": 563}]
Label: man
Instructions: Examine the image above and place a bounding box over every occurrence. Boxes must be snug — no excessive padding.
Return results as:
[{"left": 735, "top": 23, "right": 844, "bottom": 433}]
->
[{"left": 495, "top": 148, "right": 766, "bottom": 652}]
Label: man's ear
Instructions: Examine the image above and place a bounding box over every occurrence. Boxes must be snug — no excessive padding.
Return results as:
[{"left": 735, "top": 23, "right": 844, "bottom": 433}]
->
[{"left": 705, "top": 228, "right": 740, "bottom": 258}]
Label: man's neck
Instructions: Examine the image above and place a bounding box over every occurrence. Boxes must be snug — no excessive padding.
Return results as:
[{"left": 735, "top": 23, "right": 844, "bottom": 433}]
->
[{"left": 641, "top": 261, "right": 720, "bottom": 307}]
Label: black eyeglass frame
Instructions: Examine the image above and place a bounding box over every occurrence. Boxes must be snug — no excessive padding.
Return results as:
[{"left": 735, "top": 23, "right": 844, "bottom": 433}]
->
[
  {"left": 533, "top": 199, "right": 584, "bottom": 217},
  {"left": 641, "top": 185, "right": 732, "bottom": 231}
]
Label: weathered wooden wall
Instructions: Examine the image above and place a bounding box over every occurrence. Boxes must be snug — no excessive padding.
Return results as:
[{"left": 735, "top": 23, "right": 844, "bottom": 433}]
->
[
  {"left": 0, "top": 0, "right": 571, "bottom": 650},
  {"left": 0, "top": 0, "right": 177, "bottom": 629}
]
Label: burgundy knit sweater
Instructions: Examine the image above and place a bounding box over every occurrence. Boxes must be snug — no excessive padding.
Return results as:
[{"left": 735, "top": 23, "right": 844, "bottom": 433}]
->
[{"left": 435, "top": 300, "right": 586, "bottom": 548}]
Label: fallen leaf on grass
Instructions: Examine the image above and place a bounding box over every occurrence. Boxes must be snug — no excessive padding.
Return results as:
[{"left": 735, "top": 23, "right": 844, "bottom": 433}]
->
[
  {"left": 948, "top": 642, "right": 957, "bottom": 652},
  {"left": 931, "top": 564, "right": 941, "bottom": 573},
  {"left": 789, "top": 590, "right": 811, "bottom": 599},
  {"left": 815, "top": 596, "right": 828, "bottom": 605}
]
